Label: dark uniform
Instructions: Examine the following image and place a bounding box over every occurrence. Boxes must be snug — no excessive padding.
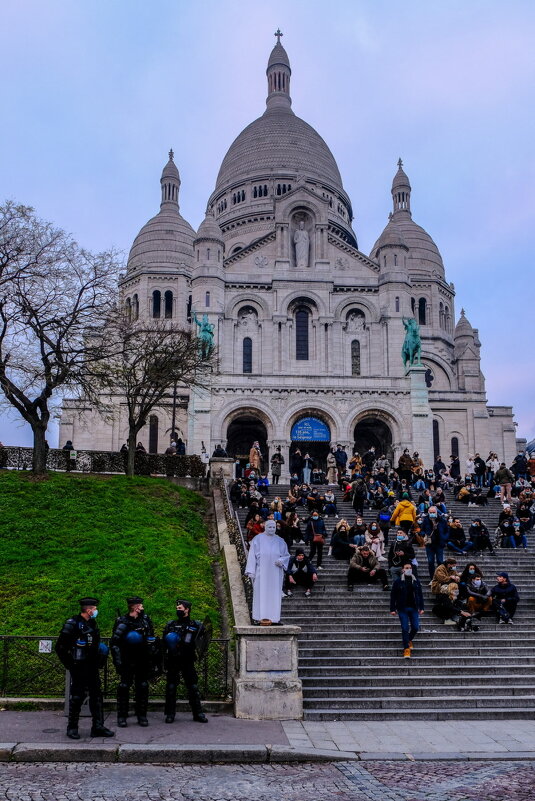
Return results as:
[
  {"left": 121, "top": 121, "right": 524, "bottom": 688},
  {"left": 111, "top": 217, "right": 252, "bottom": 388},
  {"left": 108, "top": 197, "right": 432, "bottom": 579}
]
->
[
  {"left": 163, "top": 599, "right": 208, "bottom": 724},
  {"left": 55, "top": 596, "right": 114, "bottom": 740},
  {"left": 111, "top": 596, "right": 157, "bottom": 727}
]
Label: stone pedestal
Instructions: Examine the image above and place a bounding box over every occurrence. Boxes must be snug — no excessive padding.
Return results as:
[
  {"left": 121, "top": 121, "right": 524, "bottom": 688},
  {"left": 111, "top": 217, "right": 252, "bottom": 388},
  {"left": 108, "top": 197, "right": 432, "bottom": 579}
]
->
[
  {"left": 406, "top": 364, "right": 434, "bottom": 469},
  {"left": 187, "top": 383, "right": 211, "bottom": 457},
  {"left": 209, "top": 457, "right": 236, "bottom": 481},
  {"left": 233, "top": 625, "right": 303, "bottom": 720}
]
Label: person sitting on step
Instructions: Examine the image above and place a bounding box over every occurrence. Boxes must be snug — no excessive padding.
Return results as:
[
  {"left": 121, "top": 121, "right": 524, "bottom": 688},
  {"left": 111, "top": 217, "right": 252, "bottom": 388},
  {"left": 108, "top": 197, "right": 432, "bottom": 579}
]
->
[
  {"left": 284, "top": 549, "right": 318, "bottom": 598},
  {"left": 491, "top": 572, "right": 519, "bottom": 623},
  {"left": 432, "top": 582, "right": 475, "bottom": 629},
  {"left": 329, "top": 520, "right": 357, "bottom": 561},
  {"left": 431, "top": 557, "right": 460, "bottom": 595},
  {"left": 347, "top": 544, "right": 389, "bottom": 591}
]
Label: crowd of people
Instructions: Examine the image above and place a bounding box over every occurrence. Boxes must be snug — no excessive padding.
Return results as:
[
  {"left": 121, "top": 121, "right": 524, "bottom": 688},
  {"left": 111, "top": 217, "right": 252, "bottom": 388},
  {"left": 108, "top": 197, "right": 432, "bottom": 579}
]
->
[{"left": 232, "top": 442, "right": 533, "bottom": 653}]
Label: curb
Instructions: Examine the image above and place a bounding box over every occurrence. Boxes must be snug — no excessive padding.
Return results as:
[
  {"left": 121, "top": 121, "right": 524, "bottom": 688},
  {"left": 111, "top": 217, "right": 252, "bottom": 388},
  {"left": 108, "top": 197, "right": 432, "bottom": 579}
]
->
[{"left": 2, "top": 743, "right": 535, "bottom": 763}]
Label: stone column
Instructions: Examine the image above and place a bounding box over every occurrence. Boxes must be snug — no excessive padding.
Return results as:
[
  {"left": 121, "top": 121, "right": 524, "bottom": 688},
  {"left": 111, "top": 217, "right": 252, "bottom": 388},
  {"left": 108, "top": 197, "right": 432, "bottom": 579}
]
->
[
  {"left": 233, "top": 625, "right": 303, "bottom": 720},
  {"left": 406, "top": 364, "right": 434, "bottom": 470}
]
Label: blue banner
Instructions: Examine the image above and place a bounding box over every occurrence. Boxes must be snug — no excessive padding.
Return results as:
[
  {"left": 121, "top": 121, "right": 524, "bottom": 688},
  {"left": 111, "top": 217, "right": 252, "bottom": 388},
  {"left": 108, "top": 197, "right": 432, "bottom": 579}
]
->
[{"left": 291, "top": 417, "right": 331, "bottom": 442}]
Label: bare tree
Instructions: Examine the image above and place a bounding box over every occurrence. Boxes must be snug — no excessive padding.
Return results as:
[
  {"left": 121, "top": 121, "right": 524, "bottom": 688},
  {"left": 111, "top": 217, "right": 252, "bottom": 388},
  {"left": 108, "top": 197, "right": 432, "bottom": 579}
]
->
[
  {"left": 89, "top": 314, "right": 216, "bottom": 476},
  {"left": 0, "top": 201, "right": 121, "bottom": 474}
]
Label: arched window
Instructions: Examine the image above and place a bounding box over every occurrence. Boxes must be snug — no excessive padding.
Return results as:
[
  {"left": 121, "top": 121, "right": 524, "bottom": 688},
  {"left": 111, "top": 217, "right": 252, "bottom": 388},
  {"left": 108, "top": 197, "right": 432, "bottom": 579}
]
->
[
  {"left": 242, "top": 337, "right": 252, "bottom": 373},
  {"left": 164, "top": 290, "right": 173, "bottom": 319},
  {"left": 418, "top": 297, "right": 427, "bottom": 325},
  {"left": 411, "top": 297, "right": 416, "bottom": 316},
  {"left": 125, "top": 297, "right": 132, "bottom": 321},
  {"left": 351, "top": 340, "right": 361, "bottom": 376},
  {"left": 205, "top": 291, "right": 210, "bottom": 307},
  {"left": 451, "top": 436, "right": 459, "bottom": 458},
  {"left": 149, "top": 415, "right": 159, "bottom": 454},
  {"left": 439, "top": 302, "right": 444, "bottom": 329},
  {"left": 445, "top": 305, "right": 451, "bottom": 334},
  {"left": 133, "top": 294, "right": 139, "bottom": 321},
  {"left": 395, "top": 296, "right": 400, "bottom": 313},
  {"left": 295, "top": 307, "right": 310, "bottom": 360},
  {"left": 394, "top": 254, "right": 398, "bottom": 266},
  {"left": 152, "top": 290, "right": 161, "bottom": 319},
  {"left": 433, "top": 420, "right": 440, "bottom": 460}
]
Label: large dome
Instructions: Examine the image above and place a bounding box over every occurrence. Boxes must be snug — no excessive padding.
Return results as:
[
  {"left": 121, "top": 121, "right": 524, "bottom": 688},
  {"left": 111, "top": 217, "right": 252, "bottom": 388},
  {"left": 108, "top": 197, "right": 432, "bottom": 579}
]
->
[{"left": 214, "top": 105, "right": 344, "bottom": 196}]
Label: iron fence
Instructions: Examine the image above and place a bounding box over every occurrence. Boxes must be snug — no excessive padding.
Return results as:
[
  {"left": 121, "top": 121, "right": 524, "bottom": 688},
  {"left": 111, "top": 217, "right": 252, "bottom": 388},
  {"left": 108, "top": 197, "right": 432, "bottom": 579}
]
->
[
  {"left": 0, "top": 635, "right": 231, "bottom": 700},
  {"left": 0, "top": 446, "right": 205, "bottom": 478}
]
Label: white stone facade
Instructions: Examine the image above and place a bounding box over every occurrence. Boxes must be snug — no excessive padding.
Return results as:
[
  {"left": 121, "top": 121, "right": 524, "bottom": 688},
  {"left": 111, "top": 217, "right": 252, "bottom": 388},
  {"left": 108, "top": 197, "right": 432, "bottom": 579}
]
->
[{"left": 60, "top": 37, "right": 517, "bottom": 472}]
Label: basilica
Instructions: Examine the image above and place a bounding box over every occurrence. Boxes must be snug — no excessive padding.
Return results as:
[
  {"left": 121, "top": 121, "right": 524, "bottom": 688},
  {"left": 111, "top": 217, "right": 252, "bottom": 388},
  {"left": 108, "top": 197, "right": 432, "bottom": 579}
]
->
[{"left": 60, "top": 34, "right": 517, "bottom": 473}]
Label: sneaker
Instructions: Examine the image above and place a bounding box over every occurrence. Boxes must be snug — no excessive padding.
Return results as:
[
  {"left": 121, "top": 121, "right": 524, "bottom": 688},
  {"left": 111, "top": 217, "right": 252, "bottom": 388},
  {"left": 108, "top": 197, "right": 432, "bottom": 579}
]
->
[
  {"left": 382, "top": 584, "right": 389, "bottom": 591},
  {"left": 66, "top": 728, "right": 80, "bottom": 740},
  {"left": 317, "top": 565, "right": 324, "bottom": 570},
  {"left": 327, "top": 548, "right": 332, "bottom": 556},
  {"left": 286, "top": 590, "right": 292, "bottom": 597},
  {"left": 443, "top": 619, "right": 456, "bottom": 625},
  {"left": 305, "top": 590, "right": 311, "bottom": 597},
  {"left": 137, "top": 716, "right": 148, "bottom": 727},
  {"left": 403, "top": 648, "right": 411, "bottom": 658},
  {"left": 335, "top": 515, "right": 339, "bottom": 519}
]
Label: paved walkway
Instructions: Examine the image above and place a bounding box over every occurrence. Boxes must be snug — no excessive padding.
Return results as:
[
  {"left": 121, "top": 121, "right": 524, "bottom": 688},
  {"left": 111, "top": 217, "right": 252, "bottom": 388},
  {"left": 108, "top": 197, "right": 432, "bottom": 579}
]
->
[
  {"left": 1, "top": 760, "right": 534, "bottom": 800},
  {"left": 1, "top": 711, "right": 535, "bottom": 761}
]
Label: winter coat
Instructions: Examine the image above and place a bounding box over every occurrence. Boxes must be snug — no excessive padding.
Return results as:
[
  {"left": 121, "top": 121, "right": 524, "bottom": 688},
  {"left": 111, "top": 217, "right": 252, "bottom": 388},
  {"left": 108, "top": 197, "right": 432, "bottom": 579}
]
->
[
  {"left": 494, "top": 467, "right": 514, "bottom": 485},
  {"left": 431, "top": 563, "right": 458, "bottom": 595},
  {"left": 390, "top": 575, "right": 424, "bottom": 612},
  {"left": 390, "top": 500, "right": 417, "bottom": 526},
  {"left": 349, "top": 550, "right": 379, "bottom": 572},
  {"left": 421, "top": 515, "right": 449, "bottom": 548}
]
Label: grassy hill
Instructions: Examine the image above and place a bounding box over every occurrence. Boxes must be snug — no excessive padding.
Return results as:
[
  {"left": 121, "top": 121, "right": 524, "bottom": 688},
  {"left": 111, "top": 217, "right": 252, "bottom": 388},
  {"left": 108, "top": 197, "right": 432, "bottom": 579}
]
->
[{"left": 0, "top": 471, "right": 220, "bottom": 637}]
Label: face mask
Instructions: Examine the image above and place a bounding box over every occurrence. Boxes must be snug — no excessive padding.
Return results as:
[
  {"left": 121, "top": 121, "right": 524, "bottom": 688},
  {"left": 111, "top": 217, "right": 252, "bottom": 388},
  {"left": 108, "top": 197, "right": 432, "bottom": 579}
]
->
[
  {"left": 429, "top": 513, "right": 437, "bottom": 519},
  {"left": 403, "top": 569, "right": 412, "bottom": 577},
  {"left": 91, "top": 610, "right": 98, "bottom": 619},
  {"left": 469, "top": 569, "right": 475, "bottom": 575},
  {"left": 452, "top": 592, "right": 459, "bottom": 599},
  {"left": 473, "top": 579, "right": 482, "bottom": 587},
  {"left": 449, "top": 565, "right": 456, "bottom": 571},
  {"left": 396, "top": 535, "right": 404, "bottom": 542},
  {"left": 176, "top": 610, "right": 186, "bottom": 621},
  {"left": 312, "top": 515, "right": 318, "bottom": 520}
]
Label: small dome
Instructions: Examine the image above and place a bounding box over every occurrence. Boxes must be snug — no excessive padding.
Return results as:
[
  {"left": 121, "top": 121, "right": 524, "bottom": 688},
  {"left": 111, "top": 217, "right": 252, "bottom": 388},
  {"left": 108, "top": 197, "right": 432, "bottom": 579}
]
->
[
  {"left": 454, "top": 309, "right": 474, "bottom": 338},
  {"left": 127, "top": 209, "right": 195, "bottom": 273},
  {"left": 195, "top": 211, "right": 223, "bottom": 243},
  {"left": 392, "top": 216, "right": 444, "bottom": 272},
  {"left": 268, "top": 42, "right": 290, "bottom": 70},
  {"left": 370, "top": 216, "right": 408, "bottom": 256},
  {"left": 392, "top": 159, "right": 411, "bottom": 190}
]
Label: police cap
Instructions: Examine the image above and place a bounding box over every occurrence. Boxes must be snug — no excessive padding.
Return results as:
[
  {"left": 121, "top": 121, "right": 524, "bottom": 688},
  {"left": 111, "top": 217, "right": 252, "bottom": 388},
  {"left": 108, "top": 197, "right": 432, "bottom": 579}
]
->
[
  {"left": 126, "top": 596, "right": 144, "bottom": 605},
  {"left": 79, "top": 597, "right": 99, "bottom": 607}
]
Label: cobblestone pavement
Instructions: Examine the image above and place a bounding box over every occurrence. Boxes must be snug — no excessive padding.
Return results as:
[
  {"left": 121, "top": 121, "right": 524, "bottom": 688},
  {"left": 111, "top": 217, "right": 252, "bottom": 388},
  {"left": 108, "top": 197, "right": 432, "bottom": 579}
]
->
[{"left": 0, "top": 761, "right": 534, "bottom": 800}]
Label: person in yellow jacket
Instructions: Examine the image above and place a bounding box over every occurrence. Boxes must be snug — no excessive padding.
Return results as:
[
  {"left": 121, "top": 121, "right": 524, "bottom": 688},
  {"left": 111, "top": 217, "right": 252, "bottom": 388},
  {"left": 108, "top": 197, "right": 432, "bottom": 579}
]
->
[{"left": 390, "top": 492, "right": 417, "bottom": 534}]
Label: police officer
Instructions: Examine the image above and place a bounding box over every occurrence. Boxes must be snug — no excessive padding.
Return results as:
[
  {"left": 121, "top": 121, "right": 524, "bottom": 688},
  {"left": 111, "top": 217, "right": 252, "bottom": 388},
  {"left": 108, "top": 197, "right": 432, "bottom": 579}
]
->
[
  {"left": 111, "top": 595, "right": 156, "bottom": 727},
  {"left": 163, "top": 599, "right": 208, "bottom": 724},
  {"left": 55, "top": 597, "right": 114, "bottom": 740}
]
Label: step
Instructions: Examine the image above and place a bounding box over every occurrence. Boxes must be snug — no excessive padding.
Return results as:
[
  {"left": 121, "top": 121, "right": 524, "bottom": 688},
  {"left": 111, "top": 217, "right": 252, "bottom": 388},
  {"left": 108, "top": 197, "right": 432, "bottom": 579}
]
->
[
  {"left": 302, "top": 684, "right": 535, "bottom": 698},
  {"left": 304, "top": 707, "right": 535, "bottom": 721}
]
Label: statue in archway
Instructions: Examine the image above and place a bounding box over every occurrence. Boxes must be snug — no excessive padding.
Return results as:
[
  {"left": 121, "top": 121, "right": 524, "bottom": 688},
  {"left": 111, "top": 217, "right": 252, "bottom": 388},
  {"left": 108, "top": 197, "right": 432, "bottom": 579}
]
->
[
  {"left": 293, "top": 221, "right": 310, "bottom": 268},
  {"left": 401, "top": 317, "right": 422, "bottom": 368},
  {"left": 192, "top": 310, "right": 215, "bottom": 359}
]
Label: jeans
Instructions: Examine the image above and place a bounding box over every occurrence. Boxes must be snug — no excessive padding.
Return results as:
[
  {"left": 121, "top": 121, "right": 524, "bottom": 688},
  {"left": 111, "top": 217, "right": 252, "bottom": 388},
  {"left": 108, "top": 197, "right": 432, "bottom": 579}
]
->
[
  {"left": 397, "top": 608, "right": 420, "bottom": 649},
  {"left": 425, "top": 544, "right": 444, "bottom": 579},
  {"left": 509, "top": 534, "right": 528, "bottom": 549},
  {"left": 475, "top": 474, "right": 484, "bottom": 488},
  {"left": 303, "top": 468, "right": 311, "bottom": 484}
]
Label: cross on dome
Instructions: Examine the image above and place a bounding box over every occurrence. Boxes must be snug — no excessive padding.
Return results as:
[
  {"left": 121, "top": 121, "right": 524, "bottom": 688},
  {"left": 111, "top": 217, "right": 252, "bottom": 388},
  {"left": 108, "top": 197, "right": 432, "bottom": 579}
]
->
[
  {"left": 397, "top": 157, "right": 403, "bottom": 169},
  {"left": 274, "top": 28, "right": 283, "bottom": 44},
  {"left": 169, "top": 148, "right": 174, "bottom": 162}
]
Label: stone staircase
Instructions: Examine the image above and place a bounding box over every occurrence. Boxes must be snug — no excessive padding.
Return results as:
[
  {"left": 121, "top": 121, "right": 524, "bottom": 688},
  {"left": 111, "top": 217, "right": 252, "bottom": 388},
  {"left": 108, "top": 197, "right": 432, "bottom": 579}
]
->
[{"left": 233, "top": 483, "right": 535, "bottom": 720}]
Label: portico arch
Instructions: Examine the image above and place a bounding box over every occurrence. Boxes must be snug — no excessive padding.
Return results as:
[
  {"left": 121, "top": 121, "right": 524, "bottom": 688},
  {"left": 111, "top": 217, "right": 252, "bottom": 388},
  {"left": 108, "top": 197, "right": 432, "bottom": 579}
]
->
[
  {"left": 352, "top": 412, "right": 395, "bottom": 462},
  {"left": 224, "top": 406, "right": 273, "bottom": 474}
]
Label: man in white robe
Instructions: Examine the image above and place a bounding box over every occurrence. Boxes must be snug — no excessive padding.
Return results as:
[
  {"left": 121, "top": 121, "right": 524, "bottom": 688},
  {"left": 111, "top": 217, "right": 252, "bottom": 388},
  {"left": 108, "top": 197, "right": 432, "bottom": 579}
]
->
[{"left": 245, "top": 520, "right": 290, "bottom": 624}]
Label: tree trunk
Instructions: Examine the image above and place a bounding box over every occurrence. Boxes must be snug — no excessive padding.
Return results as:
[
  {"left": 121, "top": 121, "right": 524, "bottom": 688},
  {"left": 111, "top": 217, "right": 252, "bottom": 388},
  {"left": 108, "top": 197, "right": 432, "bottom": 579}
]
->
[
  {"left": 126, "top": 430, "right": 137, "bottom": 477},
  {"left": 32, "top": 425, "right": 48, "bottom": 475}
]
